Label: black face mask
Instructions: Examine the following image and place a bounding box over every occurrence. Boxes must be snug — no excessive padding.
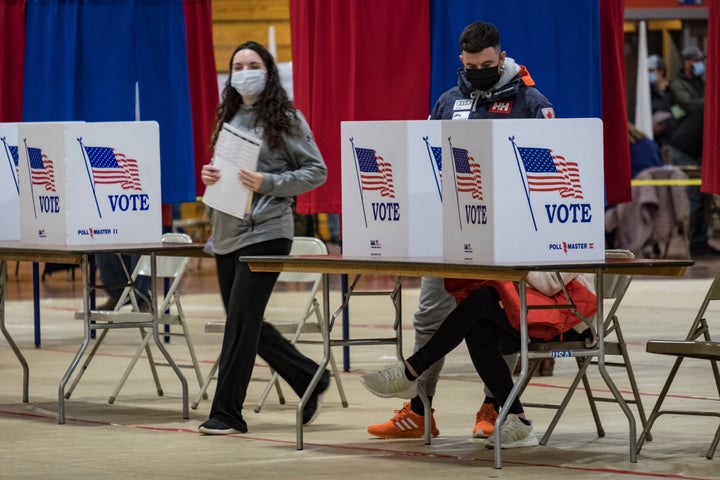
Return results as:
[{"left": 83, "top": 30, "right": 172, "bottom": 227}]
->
[{"left": 466, "top": 65, "right": 501, "bottom": 91}]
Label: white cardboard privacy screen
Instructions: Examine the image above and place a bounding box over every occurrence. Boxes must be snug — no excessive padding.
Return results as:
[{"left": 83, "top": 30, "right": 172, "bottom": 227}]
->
[
  {"left": 441, "top": 118, "right": 604, "bottom": 263},
  {"left": 341, "top": 121, "right": 443, "bottom": 257},
  {"left": 18, "top": 121, "right": 162, "bottom": 245}
]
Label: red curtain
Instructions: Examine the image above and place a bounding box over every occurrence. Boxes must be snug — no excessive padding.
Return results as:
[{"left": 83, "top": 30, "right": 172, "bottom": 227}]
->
[
  {"left": 289, "top": 0, "right": 431, "bottom": 214},
  {"left": 183, "top": 0, "right": 218, "bottom": 198},
  {"left": 702, "top": 0, "right": 719, "bottom": 194},
  {"left": 600, "top": 0, "right": 632, "bottom": 206},
  {"left": 0, "top": 0, "right": 25, "bottom": 122}
]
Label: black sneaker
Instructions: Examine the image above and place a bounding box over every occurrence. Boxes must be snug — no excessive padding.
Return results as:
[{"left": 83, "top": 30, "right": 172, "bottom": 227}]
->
[
  {"left": 302, "top": 371, "right": 331, "bottom": 425},
  {"left": 198, "top": 417, "right": 247, "bottom": 435}
]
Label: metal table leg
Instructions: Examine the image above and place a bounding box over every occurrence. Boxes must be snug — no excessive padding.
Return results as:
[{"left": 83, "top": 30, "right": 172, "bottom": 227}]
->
[
  {"left": 58, "top": 255, "right": 93, "bottom": 424},
  {"left": 147, "top": 251, "right": 189, "bottom": 419},
  {"left": 0, "top": 260, "right": 29, "bottom": 403}
]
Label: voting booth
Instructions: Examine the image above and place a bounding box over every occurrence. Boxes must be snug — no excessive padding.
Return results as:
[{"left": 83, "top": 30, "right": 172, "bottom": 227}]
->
[
  {"left": 442, "top": 118, "right": 604, "bottom": 263},
  {"left": 0, "top": 123, "right": 21, "bottom": 241},
  {"left": 341, "top": 121, "right": 443, "bottom": 257},
  {"left": 17, "top": 121, "right": 162, "bottom": 245}
]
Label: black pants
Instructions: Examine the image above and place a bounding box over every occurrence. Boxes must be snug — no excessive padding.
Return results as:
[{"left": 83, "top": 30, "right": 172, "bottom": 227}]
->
[
  {"left": 209, "top": 238, "right": 322, "bottom": 430},
  {"left": 407, "top": 286, "right": 584, "bottom": 415}
]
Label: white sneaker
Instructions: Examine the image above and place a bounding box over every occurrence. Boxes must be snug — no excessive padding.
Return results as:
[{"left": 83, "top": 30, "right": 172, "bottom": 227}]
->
[
  {"left": 484, "top": 413, "right": 539, "bottom": 449},
  {"left": 360, "top": 361, "right": 418, "bottom": 399}
]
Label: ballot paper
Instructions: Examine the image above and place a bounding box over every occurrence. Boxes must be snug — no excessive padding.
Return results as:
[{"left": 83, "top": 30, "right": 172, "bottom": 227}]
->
[{"left": 202, "top": 123, "right": 262, "bottom": 219}]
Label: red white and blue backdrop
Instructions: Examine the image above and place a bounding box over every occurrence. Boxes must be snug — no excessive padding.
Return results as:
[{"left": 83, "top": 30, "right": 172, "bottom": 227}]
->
[
  {"left": 2, "top": 0, "right": 717, "bottom": 214},
  {"left": 290, "top": 0, "right": 719, "bottom": 214},
  {"left": 0, "top": 0, "right": 218, "bottom": 205}
]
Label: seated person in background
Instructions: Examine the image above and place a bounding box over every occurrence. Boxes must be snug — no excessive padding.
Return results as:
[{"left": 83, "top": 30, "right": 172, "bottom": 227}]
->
[
  {"left": 647, "top": 54, "right": 675, "bottom": 150},
  {"left": 360, "top": 272, "right": 596, "bottom": 449},
  {"left": 605, "top": 123, "right": 666, "bottom": 251},
  {"left": 628, "top": 122, "right": 664, "bottom": 178},
  {"left": 667, "top": 45, "right": 708, "bottom": 257},
  {"left": 667, "top": 104, "right": 712, "bottom": 256}
]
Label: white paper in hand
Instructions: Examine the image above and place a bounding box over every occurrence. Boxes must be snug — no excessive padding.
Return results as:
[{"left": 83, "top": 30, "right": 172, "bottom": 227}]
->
[{"left": 202, "top": 123, "right": 262, "bottom": 219}]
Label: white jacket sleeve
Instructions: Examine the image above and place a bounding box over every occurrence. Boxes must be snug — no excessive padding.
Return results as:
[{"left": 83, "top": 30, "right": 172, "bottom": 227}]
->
[{"left": 526, "top": 271, "right": 580, "bottom": 296}]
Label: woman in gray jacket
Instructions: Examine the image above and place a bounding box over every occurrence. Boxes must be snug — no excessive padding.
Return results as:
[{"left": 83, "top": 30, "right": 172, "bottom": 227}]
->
[{"left": 198, "top": 41, "right": 328, "bottom": 435}]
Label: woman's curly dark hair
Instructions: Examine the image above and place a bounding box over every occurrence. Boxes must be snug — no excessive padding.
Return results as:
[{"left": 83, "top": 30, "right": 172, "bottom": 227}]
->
[{"left": 211, "top": 41, "right": 299, "bottom": 151}]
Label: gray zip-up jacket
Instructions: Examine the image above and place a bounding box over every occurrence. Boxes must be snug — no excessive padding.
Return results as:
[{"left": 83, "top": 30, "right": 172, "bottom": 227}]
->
[{"left": 207, "top": 105, "right": 327, "bottom": 255}]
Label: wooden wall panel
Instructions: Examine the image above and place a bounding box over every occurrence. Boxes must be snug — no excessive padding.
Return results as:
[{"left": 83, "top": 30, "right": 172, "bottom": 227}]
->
[
  {"left": 212, "top": 0, "right": 289, "bottom": 21},
  {"left": 212, "top": 0, "right": 291, "bottom": 69}
]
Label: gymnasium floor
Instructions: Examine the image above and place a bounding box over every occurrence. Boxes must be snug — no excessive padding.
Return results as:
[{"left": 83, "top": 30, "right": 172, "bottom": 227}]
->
[{"left": 1, "top": 248, "right": 719, "bottom": 479}]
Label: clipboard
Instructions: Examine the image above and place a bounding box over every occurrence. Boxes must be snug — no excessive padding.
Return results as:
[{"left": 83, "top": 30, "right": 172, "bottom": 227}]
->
[{"left": 202, "top": 123, "right": 262, "bottom": 219}]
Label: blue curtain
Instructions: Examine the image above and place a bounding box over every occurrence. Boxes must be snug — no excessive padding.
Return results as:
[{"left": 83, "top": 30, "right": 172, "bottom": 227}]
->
[
  {"left": 77, "top": 0, "right": 135, "bottom": 121},
  {"left": 23, "top": 0, "right": 80, "bottom": 121},
  {"left": 429, "top": 0, "right": 601, "bottom": 119},
  {"left": 22, "top": 0, "right": 195, "bottom": 203},
  {"left": 134, "top": 0, "right": 195, "bottom": 203}
]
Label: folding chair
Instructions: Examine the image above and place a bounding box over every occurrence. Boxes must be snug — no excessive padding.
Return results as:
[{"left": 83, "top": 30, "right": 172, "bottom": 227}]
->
[
  {"left": 65, "top": 233, "right": 205, "bottom": 403},
  {"left": 637, "top": 271, "right": 720, "bottom": 459},
  {"left": 192, "top": 236, "right": 348, "bottom": 412},
  {"left": 517, "top": 249, "right": 650, "bottom": 445}
]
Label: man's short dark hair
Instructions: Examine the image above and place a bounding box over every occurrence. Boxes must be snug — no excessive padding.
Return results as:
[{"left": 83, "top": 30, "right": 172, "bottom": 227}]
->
[{"left": 459, "top": 22, "right": 500, "bottom": 53}]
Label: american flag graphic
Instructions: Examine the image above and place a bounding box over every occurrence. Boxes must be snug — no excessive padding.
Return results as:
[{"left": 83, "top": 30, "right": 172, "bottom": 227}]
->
[
  {"left": 429, "top": 145, "right": 442, "bottom": 179},
  {"left": 2, "top": 138, "right": 20, "bottom": 194},
  {"left": 452, "top": 147, "right": 483, "bottom": 200},
  {"left": 7, "top": 145, "right": 20, "bottom": 178},
  {"left": 6, "top": 145, "right": 19, "bottom": 178},
  {"left": 422, "top": 136, "right": 443, "bottom": 202},
  {"left": 517, "top": 146, "right": 583, "bottom": 199},
  {"left": 84, "top": 146, "right": 142, "bottom": 190},
  {"left": 355, "top": 146, "right": 395, "bottom": 198},
  {"left": 27, "top": 147, "right": 56, "bottom": 192}
]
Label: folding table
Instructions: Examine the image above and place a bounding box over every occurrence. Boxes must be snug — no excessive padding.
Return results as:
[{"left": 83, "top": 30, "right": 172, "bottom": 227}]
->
[
  {"left": 242, "top": 254, "right": 692, "bottom": 468},
  {"left": 0, "top": 241, "right": 206, "bottom": 423}
]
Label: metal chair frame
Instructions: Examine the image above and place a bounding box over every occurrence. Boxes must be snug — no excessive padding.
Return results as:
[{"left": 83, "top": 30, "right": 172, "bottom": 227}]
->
[
  {"left": 65, "top": 233, "right": 205, "bottom": 404},
  {"left": 637, "top": 271, "right": 720, "bottom": 459},
  {"left": 516, "top": 250, "right": 650, "bottom": 445}
]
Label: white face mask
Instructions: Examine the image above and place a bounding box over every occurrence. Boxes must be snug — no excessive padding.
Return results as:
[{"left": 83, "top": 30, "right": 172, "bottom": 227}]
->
[{"left": 231, "top": 70, "right": 266, "bottom": 97}]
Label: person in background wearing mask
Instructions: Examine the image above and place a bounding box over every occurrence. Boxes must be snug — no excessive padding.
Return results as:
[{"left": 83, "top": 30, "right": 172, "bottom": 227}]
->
[
  {"left": 647, "top": 54, "right": 674, "bottom": 151},
  {"left": 669, "top": 46, "right": 705, "bottom": 121},
  {"left": 198, "top": 41, "right": 329, "bottom": 435},
  {"left": 668, "top": 45, "right": 710, "bottom": 257},
  {"left": 366, "top": 21, "right": 556, "bottom": 442}
]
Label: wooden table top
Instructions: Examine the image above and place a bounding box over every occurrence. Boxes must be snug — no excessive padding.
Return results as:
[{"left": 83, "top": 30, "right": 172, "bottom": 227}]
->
[
  {"left": 0, "top": 241, "right": 208, "bottom": 264},
  {"left": 241, "top": 254, "right": 693, "bottom": 281}
]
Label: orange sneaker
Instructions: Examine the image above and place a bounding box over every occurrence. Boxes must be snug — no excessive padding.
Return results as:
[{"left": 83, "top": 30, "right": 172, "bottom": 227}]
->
[
  {"left": 367, "top": 402, "right": 439, "bottom": 439},
  {"left": 472, "top": 403, "right": 498, "bottom": 438}
]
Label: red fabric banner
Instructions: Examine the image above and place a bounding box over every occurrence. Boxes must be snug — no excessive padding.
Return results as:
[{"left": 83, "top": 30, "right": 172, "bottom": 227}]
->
[
  {"left": 0, "top": 0, "right": 25, "bottom": 122},
  {"left": 701, "top": 0, "right": 719, "bottom": 194},
  {"left": 289, "top": 0, "right": 431, "bottom": 214},
  {"left": 600, "top": 0, "right": 632, "bottom": 206},
  {"left": 183, "top": 0, "right": 219, "bottom": 198}
]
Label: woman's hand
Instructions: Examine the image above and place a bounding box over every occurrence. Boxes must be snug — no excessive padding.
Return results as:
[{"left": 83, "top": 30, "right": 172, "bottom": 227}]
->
[
  {"left": 239, "top": 168, "right": 264, "bottom": 192},
  {"left": 201, "top": 164, "right": 220, "bottom": 186}
]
